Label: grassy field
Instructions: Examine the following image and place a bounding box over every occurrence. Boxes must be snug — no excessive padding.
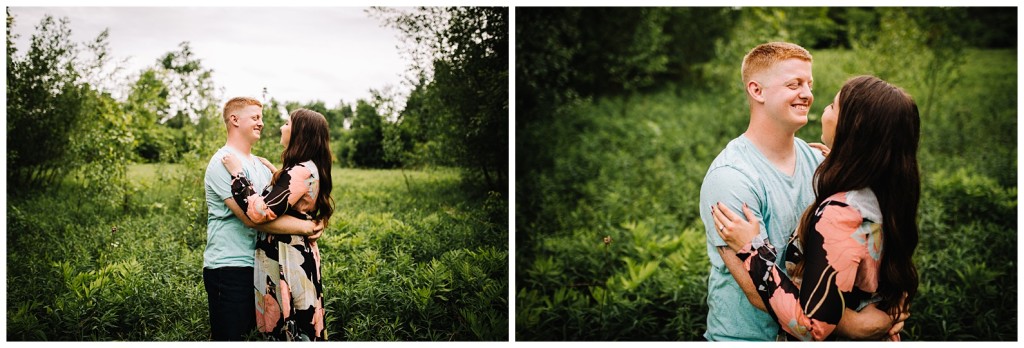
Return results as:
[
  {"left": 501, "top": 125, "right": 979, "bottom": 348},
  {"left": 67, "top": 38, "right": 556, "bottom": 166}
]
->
[
  {"left": 7, "top": 163, "right": 508, "bottom": 341},
  {"left": 516, "top": 48, "right": 1017, "bottom": 340}
]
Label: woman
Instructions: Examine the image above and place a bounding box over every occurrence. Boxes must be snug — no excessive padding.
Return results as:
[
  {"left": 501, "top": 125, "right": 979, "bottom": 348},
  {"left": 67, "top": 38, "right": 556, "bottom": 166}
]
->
[
  {"left": 222, "top": 108, "right": 334, "bottom": 341},
  {"left": 711, "top": 75, "right": 919, "bottom": 341}
]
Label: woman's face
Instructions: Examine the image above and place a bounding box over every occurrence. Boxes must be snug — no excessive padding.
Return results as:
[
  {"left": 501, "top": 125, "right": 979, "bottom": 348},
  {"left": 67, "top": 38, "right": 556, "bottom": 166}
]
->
[
  {"left": 821, "top": 91, "right": 840, "bottom": 148},
  {"left": 280, "top": 116, "right": 292, "bottom": 147}
]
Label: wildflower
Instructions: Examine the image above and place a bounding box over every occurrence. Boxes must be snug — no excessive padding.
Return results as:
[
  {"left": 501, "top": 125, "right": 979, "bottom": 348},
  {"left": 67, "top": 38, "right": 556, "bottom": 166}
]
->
[
  {"left": 603, "top": 236, "right": 612, "bottom": 246},
  {"left": 111, "top": 226, "right": 118, "bottom": 234}
]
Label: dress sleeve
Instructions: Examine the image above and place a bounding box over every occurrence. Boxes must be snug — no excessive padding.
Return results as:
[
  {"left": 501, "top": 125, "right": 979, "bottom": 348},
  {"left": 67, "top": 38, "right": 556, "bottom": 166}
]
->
[
  {"left": 230, "top": 165, "right": 313, "bottom": 224},
  {"left": 736, "top": 199, "right": 866, "bottom": 341}
]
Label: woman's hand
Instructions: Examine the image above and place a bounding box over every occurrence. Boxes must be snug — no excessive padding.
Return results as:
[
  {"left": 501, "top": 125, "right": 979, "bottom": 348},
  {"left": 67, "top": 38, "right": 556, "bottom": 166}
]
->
[
  {"left": 256, "top": 156, "right": 277, "bottom": 173},
  {"left": 221, "top": 154, "right": 244, "bottom": 176},
  {"left": 711, "top": 202, "right": 760, "bottom": 252},
  {"left": 809, "top": 142, "right": 831, "bottom": 157}
]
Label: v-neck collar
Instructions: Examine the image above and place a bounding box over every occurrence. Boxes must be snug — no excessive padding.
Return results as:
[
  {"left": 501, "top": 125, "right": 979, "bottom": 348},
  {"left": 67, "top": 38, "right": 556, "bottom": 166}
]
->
[{"left": 739, "top": 134, "right": 800, "bottom": 181}]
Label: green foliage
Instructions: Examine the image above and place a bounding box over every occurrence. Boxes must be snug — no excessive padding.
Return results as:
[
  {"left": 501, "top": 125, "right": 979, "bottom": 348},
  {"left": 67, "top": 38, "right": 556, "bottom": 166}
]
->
[
  {"left": 396, "top": 76, "right": 448, "bottom": 168},
  {"left": 515, "top": 8, "right": 737, "bottom": 225},
  {"left": 962, "top": 8, "right": 1017, "bottom": 48},
  {"left": 347, "top": 99, "right": 392, "bottom": 168},
  {"left": 700, "top": 7, "right": 838, "bottom": 91},
  {"left": 157, "top": 42, "right": 218, "bottom": 124},
  {"left": 6, "top": 13, "right": 135, "bottom": 210},
  {"left": 7, "top": 15, "right": 89, "bottom": 188},
  {"left": 516, "top": 86, "right": 740, "bottom": 340},
  {"left": 907, "top": 168, "right": 1017, "bottom": 340},
  {"left": 251, "top": 98, "right": 286, "bottom": 157},
  {"left": 125, "top": 69, "right": 174, "bottom": 162},
  {"left": 426, "top": 7, "right": 508, "bottom": 191},
  {"left": 7, "top": 165, "right": 508, "bottom": 341},
  {"left": 373, "top": 7, "right": 509, "bottom": 193},
  {"left": 516, "top": 44, "right": 1016, "bottom": 340}
]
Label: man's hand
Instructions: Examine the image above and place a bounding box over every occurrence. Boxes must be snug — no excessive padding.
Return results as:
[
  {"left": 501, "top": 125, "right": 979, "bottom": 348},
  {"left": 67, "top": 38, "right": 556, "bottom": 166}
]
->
[
  {"left": 307, "top": 220, "right": 325, "bottom": 241},
  {"left": 225, "top": 198, "right": 317, "bottom": 236},
  {"left": 837, "top": 303, "right": 909, "bottom": 340}
]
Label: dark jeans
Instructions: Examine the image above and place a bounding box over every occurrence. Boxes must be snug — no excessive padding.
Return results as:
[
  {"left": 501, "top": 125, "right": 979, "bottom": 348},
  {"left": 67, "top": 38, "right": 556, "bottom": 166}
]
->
[{"left": 203, "top": 266, "right": 255, "bottom": 341}]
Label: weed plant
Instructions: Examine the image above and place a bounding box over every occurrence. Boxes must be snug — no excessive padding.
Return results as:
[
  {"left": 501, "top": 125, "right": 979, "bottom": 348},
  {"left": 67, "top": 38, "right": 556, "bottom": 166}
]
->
[{"left": 7, "top": 164, "right": 508, "bottom": 341}]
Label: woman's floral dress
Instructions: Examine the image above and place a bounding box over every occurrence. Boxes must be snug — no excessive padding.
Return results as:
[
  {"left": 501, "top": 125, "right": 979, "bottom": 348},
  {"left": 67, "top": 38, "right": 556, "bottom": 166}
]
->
[
  {"left": 737, "top": 188, "right": 898, "bottom": 341},
  {"left": 230, "top": 160, "right": 326, "bottom": 341}
]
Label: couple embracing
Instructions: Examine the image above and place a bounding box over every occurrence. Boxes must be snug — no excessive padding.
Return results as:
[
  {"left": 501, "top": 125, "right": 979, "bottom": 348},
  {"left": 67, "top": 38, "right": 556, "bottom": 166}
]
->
[
  {"left": 202, "top": 97, "right": 333, "bottom": 341},
  {"left": 700, "top": 42, "right": 920, "bottom": 341}
]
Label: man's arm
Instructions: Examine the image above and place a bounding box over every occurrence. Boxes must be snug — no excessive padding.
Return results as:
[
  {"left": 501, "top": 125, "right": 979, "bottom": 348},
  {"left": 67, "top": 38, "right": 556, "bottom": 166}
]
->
[
  {"left": 721, "top": 246, "right": 904, "bottom": 339},
  {"left": 719, "top": 246, "right": 767, "bottom": 312},
  {"left": 837, "top": 300, "right": 909, "bottom": 340},
  {"left": 224, "top": 198, "right": 318, "bottom": 235}
]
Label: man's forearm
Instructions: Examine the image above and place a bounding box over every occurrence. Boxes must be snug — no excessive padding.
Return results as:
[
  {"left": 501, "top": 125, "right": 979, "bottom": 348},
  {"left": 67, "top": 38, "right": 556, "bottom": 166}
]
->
[
  {"left": 836, "top": 305, "right": 896, "bottom": 340},
  {"left": 223, "top": 198, "right": 313, "bottom": 235},
  {"left": 718, "top": 246, "right": 767, "bottom": 312},
  {"left": 257, "top": 215, "right": 314, "bottom": 235}
]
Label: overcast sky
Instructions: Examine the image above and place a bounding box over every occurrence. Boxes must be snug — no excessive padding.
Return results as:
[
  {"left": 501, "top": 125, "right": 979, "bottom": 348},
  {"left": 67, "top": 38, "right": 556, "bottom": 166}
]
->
[{"left": 7, "top": 6, "right": 412, "bottom": 110}]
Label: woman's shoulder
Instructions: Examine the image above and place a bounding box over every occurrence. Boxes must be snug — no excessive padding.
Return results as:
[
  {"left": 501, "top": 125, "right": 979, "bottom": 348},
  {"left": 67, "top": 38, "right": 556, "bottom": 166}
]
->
[
  {"left": 297, "top": 161, "right": 318, "bottom": 180},
  {"left": 283, "top": 162, "right": 316, "bottom": 180},
  {"left": 823, "top": 189, "right": 881, "bottom": 224}
]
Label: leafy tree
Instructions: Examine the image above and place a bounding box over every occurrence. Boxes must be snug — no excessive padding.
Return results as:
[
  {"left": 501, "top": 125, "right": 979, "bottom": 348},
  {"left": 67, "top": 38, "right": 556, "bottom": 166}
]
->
[
  {"left": 700, "top": 7, "right": 837, "bottom": 90},
  {"left": 963, "top": 7, "right": 1017, "bottom": 48},
  {"left": 658, "top": 8, "right": 740, "bottom": 84},
  {"left": 328, "top": 101, "right": 356, "bottom": 167},
  {"left": 323, "top": 100, "right": 351, "bottom": 141},
  {"left": 373, "top": 6, "right": 508, "bottom": 192},
  {"left": 571, "top": 8, "right": 672, "bottom": 96},
  {"left": 158, "top": 42, "right": 217, "bottom": 124},
  {"left": 147, "top": 42, "right": 221, "bottom": 162},
  {"left": 124, "top": 68, "right": 173, "bottom": 162},
  {"left": 252, "top": 97, "right": 287, "bottom": 158},
  {"left": 393, "top": 76, "right": 436, "bottom": 167},
  {"left": 7, "top": 12, "right": 133, "bottom": 204},
  {"left": 7, "top": 14, "right": 85, "bottom": 189},
  {"left": 349, "top": 99, "right": 390, "bottom": 168}
]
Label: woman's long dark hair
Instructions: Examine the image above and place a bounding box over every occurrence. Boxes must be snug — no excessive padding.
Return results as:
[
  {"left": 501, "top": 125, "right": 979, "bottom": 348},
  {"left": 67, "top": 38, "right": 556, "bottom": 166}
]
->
[
  {"left": 272, "top": 108, "right": 334, "bottom": 227},
  {"left": 797, "top": 75, "right": 920, "bottom": 318}
]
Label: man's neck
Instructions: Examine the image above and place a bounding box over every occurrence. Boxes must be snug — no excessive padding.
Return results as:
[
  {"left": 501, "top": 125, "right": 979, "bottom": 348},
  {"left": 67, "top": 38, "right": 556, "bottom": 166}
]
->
[
  {"left": 744, "top": 125, "right": 797, "bottom": 176},
  {"left": 225, "top": 135, "right": 253, "bottom": 158}
]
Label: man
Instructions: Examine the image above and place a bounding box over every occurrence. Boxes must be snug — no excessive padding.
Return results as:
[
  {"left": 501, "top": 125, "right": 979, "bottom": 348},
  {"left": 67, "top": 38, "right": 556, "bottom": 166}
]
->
[
  {"left": 203, "top": 96, "right": 321, "bottom": 341},
  {"left": 698, "top": 42, "right": 902, "bottom": 341}
]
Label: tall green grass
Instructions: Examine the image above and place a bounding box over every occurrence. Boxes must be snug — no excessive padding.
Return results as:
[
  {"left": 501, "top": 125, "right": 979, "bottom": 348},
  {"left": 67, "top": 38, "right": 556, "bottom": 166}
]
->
[
  {"left": 7, "top": 164, "right": 508, "bottom": 341},
  {"left": 516, "top": 48, "right": 1016, "bottom": 340}
]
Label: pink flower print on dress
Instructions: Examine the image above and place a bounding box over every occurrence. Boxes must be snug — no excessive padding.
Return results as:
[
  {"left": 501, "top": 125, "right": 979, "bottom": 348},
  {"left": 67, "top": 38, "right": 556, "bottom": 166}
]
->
[
  {"left": 246, "top": 193, "right": 278, "bottom": 224},
  {"left": 312, "top": 299, "right": 325, "bottom": 338},
  {"left": 258, "top": 293, "right": 281, "bottom": 333},
  {"left": 287, "top": 165, "right": 313, "bottom": 201},
  {"left": 304, "top": 176, "right": 319, "bottom": 200},
  {"left": 312, "top": 242, "right": 321, "bottom": 280},
  {"left": 280, "top": 279, "right": 292, "bottom": 320},
  {"left": 814, "top": 195, "right": 866, "bottom": 292}
]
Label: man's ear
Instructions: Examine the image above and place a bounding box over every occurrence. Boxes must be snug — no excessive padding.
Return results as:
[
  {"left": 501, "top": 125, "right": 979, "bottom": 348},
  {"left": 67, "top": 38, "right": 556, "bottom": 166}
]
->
[
  {"left": 747, "top": 80, "right": 766, "bottom": 104},
  {"left": 228, "top": 114, "right": 239, "bottom": 127}
]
